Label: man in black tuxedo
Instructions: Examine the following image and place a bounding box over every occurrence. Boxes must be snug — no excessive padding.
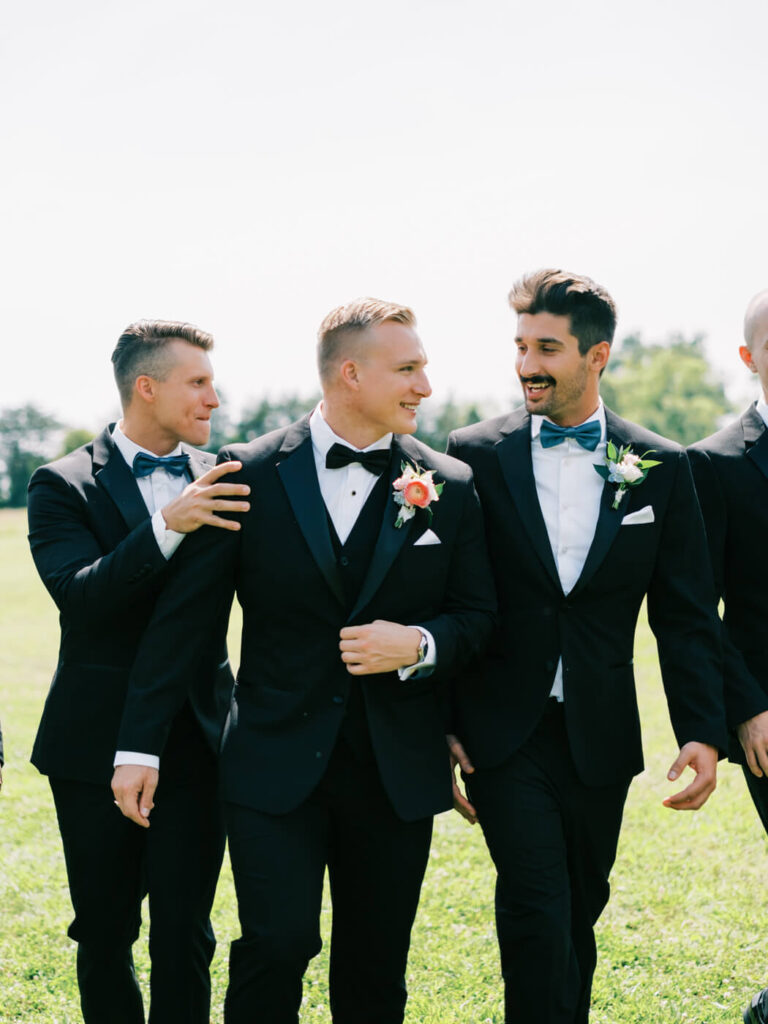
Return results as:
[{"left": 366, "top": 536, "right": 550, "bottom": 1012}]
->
[
  {"left": 446, "top": 269, "right": 726, "bottom": 1024},
  {"left": 687, "top": 289, "right": 768, "bottom": 1024},
  {"left": 28, "top": 319, "right": 250, "bottom": 1023},
  {"left": 112, "top": 298, "right": 496, "bottom": 1024}
]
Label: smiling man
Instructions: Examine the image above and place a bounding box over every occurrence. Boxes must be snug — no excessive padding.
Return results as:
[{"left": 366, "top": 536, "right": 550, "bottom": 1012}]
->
[
  {"left": 446, "top": 269, "right": 726, "bottom": 1024},
  {"left": 687, "top": 289, "right": 768, "bottom": 1024},
  {"left": 111, "top": 298, "right": 496, "bottom": 1024},
  {"left": 28, "top": 320, "right": 250, "bottom": 1024}
]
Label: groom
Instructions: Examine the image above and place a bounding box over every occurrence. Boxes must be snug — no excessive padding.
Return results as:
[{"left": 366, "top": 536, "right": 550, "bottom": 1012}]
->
[
  {"left": 112, "top": 297, "right": 496, "bottom": 1023},
  {"left": 447, "top": 269, "right": 726, "bottom": 1023}
]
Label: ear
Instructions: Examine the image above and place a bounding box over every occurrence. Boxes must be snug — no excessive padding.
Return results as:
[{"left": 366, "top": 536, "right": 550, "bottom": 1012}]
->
[
  {"left": 134, "top": 374, "right": 157, "bottom": 404},
  {"left": 739, "top": 345, "right": 757, "bottom": 374},
  {"left": 589, "top": 340, "right": 611, "bottom": 374},
  {"left": 339, "top": 359, "right": 360, "bottom": 389}
]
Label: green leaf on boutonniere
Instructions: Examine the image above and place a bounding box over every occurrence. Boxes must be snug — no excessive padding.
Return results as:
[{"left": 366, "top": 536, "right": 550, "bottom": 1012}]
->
[{"left": 606, "top": 440, "right": 619, "bottom": 462}]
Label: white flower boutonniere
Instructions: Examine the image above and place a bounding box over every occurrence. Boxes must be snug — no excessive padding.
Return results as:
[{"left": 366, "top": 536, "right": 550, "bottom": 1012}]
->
[
  {"left": 392, "top": 461, "right": 444, "bottom": 528},
  {"left": 594, "top": 441, "right": 661, "bottom": 510}
]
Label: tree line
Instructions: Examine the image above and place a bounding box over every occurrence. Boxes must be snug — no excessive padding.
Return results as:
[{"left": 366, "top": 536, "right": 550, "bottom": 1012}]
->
[{"left": 0, "top": 334, "right": 736, "bottom": 507}]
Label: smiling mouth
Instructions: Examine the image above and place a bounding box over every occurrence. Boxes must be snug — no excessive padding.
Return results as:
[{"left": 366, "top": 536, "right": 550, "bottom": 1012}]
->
[
  {"left": 522, "top": 377, "right": 554, "bottom": 395},
  {"left": 401, "top": 403, "right": 419, "bottom": 411}
]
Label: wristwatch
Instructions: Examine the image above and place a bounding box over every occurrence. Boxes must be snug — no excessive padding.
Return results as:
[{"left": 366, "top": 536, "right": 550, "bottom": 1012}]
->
[{"left": 416, "top": 630, "right": 428, "bottom": 664}]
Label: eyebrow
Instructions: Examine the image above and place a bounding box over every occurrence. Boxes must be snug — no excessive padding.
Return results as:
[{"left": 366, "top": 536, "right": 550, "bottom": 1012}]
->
[{"left": 514, "top": 336, "right": 565, "bottom": 346}]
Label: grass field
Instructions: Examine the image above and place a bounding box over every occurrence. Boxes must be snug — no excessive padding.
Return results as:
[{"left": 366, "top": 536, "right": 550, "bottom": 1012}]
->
[{"left": 1, "top": 504, "right": 766, "bottom": 1023}]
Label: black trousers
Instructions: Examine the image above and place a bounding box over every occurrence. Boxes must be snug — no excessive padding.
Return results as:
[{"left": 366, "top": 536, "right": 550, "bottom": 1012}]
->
[
  {"left": 223, "top": 737, "right": 433, "bottom": 1024},
  {"left": 49, "top": 710, "right": 226, "bottom": 1024},
  {"left": 468, "top": 702, "right": 630, "bottom": 1024},
  {"left": 743, "top": 763, "right": 768, "bottom": 835}
]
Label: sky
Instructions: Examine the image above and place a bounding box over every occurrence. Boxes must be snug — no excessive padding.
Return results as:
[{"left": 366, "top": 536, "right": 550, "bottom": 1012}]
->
[{"left": 2, "top": 0, "right": 767, "bottom": 431}]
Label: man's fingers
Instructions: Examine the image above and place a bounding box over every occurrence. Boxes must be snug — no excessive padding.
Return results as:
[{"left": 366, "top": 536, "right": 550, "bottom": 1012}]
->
[
  {"left": 663, "top": 776, "right": 713, "bottom": 810},
  {"left": 755, "top": 745, "right": 768, "bottom": 779},
  {"left": 446, "top": 733, "right": 475, "bottom": 774},
  {"left": 666, "top": 751, "right": 688, "bottom": 782},
  {"left": 112, "top": 767, "right": 158, "bottom": 828},
  {"left": 453, "top": 783, "right": 478, "bottom": 824},
  {"left": 201, "top": 460, "right": 246, "bottom": 484},
  {"left": 744, "top": 744, "right": 763, "bottom": 779}
]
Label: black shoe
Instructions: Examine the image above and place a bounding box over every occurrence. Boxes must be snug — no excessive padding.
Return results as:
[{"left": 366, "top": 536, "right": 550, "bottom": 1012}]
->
[{"left": 744, "top": 988, "right": 768, "bottom": 1024}]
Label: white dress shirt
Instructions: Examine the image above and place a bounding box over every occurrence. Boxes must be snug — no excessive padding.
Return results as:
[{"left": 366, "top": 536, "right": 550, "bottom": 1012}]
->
[
  {"left": 310, "top": 405, "right": 435, "bottom": 678},
  {"left": 113, "top": 424, "right": 189, "bottom": 770},
  {"left": 756, "top": 395, "right": 768, "bottom": 428},
  {"left": 530, "top": 403, "right": 606, "bottom": 700}
]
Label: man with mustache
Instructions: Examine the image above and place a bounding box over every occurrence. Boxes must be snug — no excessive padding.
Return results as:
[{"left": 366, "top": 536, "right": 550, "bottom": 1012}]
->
[
  {"left": 447, "top": 269, "right": 726, "bottom": 1023},
  {"left": 112, "top": 298, "right": 496, "bottom": 1023},
  {"left": 688, "top": 288, "right": 768, "bottom": 1024}
]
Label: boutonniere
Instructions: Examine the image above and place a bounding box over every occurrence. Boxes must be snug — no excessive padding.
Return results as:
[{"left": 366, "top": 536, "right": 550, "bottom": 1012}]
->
[
  {"left": 594, "top": 441, "right": 661, "bottom": 510},
  {"left": 392, "top": 461, "right": 444, "bottom": 528}
]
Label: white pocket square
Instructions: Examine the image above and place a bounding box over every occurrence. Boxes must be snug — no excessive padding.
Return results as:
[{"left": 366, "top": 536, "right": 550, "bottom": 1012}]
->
[
  {"left": 621, "top": 505, "right": 655, "bottom": 526},
  {"left": 414, "top": 528, "right": 441, "bottom": 546}
]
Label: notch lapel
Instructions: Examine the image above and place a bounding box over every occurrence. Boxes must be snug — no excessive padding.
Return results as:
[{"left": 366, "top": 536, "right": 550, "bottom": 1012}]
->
[
  {"left": 569, "top": 409, "right": 632, "bottom": 596},
  {"left": 347, "top": 437, "right": 416, "bottom": 621},
  {"left": 495, "top": 411, "right": 561, "bottom": 589},
  {"left": 743, "top": 405, "right": 768, "bottom": 481},
  {"left": 93, "top": 428, "right": 149, "bottom": 532},
  {"left": 184, "top": 446, "right": 213, "bottom": 482},
  {"left": 276, "top": 419, "right": 346, "bottom": 608}
]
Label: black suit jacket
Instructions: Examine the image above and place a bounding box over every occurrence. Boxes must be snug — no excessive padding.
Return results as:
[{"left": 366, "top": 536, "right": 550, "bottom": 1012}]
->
[
  {"left": 117, "top": 417, "right": 496, "bottom": 822},
  {"left": 447, "top": 406, "right": 726, "bottom": 786},
  {"left": 688, "top": 404, "right": 768, "bottom": 760},
  {"left": 27, "top": 426, "right": 234, "bottom": 783}
]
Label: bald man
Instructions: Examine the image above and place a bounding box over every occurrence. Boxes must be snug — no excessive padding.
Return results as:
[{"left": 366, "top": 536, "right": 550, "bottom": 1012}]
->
[{"left": 688, "top": 289, "right": 768, "bottom": 1024}]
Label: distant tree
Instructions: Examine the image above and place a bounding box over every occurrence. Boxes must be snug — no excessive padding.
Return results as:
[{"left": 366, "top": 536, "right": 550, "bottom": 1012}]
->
[
  {"left": 0, "top": 405, "right": 62, "bottom": 507},
  {"left": 415, "top": 396, "right": 487, "bottom": 452},
  {"left": 600, "top": 333, "right": 733, "bottom": 445},
  {"left": 232, "top": 395, "right": 320, "bottom": 443},
  {"left": 60, "top": 428, "right": 93, "bottom": 455}
]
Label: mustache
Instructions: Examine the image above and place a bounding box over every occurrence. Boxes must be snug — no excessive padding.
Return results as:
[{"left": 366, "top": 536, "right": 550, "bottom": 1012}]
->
[{"left": 520, "top": 374, "right": 555, "bottom": 386}]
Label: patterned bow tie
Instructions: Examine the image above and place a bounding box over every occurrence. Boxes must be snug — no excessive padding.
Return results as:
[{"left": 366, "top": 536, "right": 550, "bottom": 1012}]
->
[
  {"left": 325, "top": 443, "right": 390, "bottom": 475},
  {"left": 132, "top": 451, "right": 190, "bottom": 478},
  {"left": 539, "top": 419, "right": 602, "bottom": 452}
]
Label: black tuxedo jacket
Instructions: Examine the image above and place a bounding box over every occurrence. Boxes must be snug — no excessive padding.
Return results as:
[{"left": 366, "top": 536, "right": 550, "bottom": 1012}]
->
[
  {"left": 27, "top": 426, "right": 234, "bottom": 783},
  {"left": 688, "top": 405, "right": 768, "bottom": 759},
  {"left": 117, "top": 416, "right": 496, "bottom": 822},
  {"left": 447, "top": 406, "right": 726, "bottom": 786}
]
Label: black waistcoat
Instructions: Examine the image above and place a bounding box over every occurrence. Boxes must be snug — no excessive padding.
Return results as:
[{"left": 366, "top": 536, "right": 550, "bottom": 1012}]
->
[{"left": 326, "top": 469, "right": 391, "bottom": 760}]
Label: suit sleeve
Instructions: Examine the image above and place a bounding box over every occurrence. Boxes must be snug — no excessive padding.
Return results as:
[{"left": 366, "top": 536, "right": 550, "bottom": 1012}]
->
[
  {"left": 416, "top": 472, "right": 496, "bottom": 681},
  {"left": 687, "top": 447, "right": 768, "bottom": 728},
  {"left": 116, "top": 519, "right": 239, "bottom": 757},
  {"left": 27, "top": 466, "right": 169, "bottom": 626},
  {"left": 645, "top": 451, "right": 727, "bottom": 752}
]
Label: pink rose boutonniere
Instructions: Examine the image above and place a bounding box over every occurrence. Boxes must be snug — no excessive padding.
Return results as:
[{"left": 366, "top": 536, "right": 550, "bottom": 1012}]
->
[{"left": 392, "top": 461, "right": 444, "bottom": 528}]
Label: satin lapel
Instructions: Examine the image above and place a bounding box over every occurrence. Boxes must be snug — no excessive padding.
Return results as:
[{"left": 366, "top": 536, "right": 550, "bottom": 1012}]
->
[
  {"left": 92, "top": 427, "right": 149, "bottom": 532},
  {"left": 276, "top": 426, "right": 345, "bottom": 608},
  {"left": 184, "top": 446, "right": 214, "bottom": 481},
  {"left": 744, "top": 405, "right": 768, "bottom": 481},
  {"left": 495, "top": 414, "right": 561, "bottom": 588},
  {"left": 347, "top": 437, "right": 416, "bottom": 621},
  {"left": 569, "top": 409, "right": 631, "bottom": 596}
]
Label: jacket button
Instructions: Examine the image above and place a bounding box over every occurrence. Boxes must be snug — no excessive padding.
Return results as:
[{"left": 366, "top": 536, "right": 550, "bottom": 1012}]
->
[
  {"left": 315, "top": 751, "right": 323, "bottom": 758},
  {"left": 332, "top": 696, "right": 344, "bottom": 704},
  {"left": 339, "top": 556, "right": 350, "bottom": 567}
]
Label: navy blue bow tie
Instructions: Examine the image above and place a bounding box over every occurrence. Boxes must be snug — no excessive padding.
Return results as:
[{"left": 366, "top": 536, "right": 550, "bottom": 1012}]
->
[
  {"left": 132, "top": 451, "right": 190, "bottom": 478},
  {"left": 539, "top": 419, "right": 602, "bottom": 451}
]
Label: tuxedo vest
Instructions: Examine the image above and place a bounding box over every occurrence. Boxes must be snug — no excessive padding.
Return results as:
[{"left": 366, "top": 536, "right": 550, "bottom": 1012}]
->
[{"left": 326, "top": 469, "right": 391, "bottom": 761}]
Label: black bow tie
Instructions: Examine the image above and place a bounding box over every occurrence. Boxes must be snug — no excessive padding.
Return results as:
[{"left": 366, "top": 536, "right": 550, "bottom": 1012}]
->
[
  {"left": 325, "top": 443, "right": 390, "bottom": 476},
  {"left": 132, "top": 451, "right": 190, "bottom": 478}
]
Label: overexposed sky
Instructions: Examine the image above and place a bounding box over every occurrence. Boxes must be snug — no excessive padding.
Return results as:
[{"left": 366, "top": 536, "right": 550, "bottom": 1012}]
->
[{"left": 2, "top": 0, "right": 767, "bottom": 430}]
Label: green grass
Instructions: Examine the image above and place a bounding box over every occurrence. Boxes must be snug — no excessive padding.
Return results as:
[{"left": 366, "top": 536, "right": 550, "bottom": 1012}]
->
[{"left": 1, "top": 505, "right": 766, "bottom": 1022}]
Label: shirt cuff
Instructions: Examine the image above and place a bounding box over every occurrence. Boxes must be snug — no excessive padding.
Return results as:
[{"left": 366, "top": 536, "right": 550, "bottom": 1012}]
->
[
  {"left": 114, "top": 751, "right": 160, "bottom": 770},
  {"left": 151, "top": 508, "right": 185, "bottom": 560},
  {"left": 398, "top": 627, "right": 437, "bottom": 681}
]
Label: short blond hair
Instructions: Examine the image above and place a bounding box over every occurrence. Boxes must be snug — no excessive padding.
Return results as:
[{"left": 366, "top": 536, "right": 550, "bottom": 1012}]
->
[
  {"left": 317, "top": 298, "right": 416, "bottom": 383},
  {"left": 111, "top": 319, "right": 214, "bottom": 407}
]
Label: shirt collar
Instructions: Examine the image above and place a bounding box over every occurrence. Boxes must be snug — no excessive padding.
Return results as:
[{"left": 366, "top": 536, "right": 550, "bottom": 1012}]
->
[
  {"left": 530, "top": 399, "right": 606, "bottom": 443},
  {"left": 309, "top": 403, "right": 393, "bottom": 460},
  {"left": 112, "top": 422, "right": 184, "bottom": 468},
  {"left": 756, "top": 396, "right": 768, "bottom": 429}
]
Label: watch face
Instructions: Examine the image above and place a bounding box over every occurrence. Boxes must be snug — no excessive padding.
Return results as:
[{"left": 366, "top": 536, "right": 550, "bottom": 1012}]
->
[{"left": 417, "top": 634, "right": 427, "bottom": 662}]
